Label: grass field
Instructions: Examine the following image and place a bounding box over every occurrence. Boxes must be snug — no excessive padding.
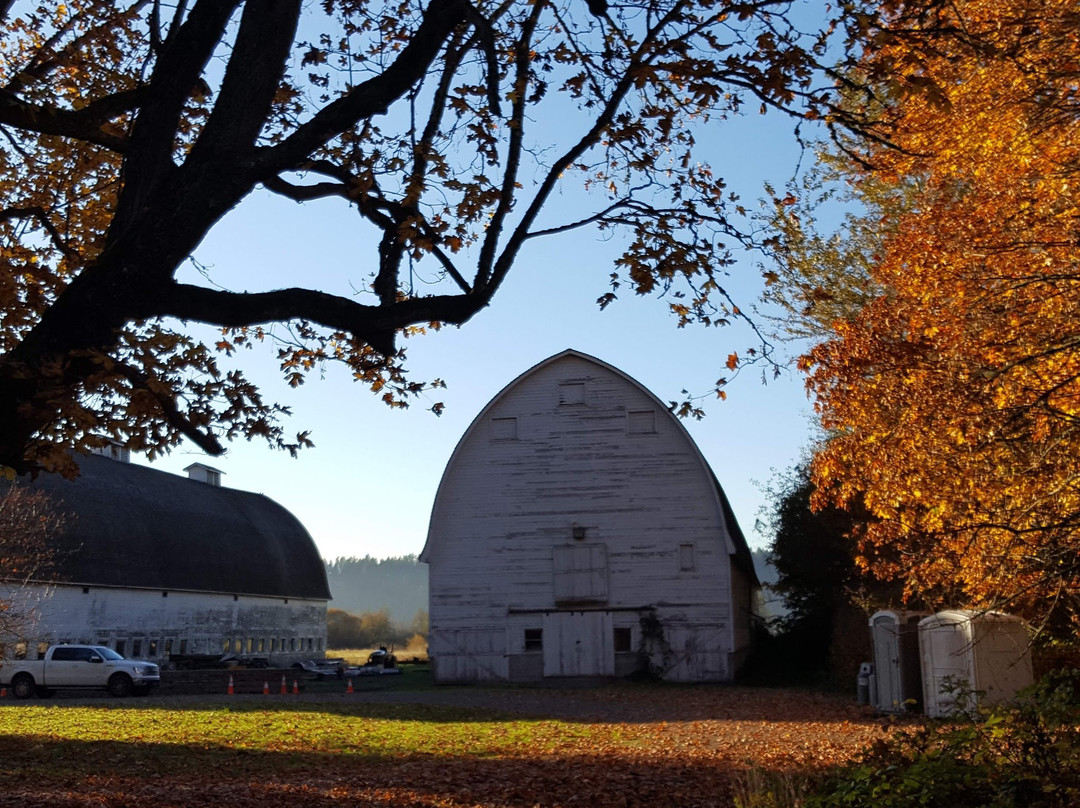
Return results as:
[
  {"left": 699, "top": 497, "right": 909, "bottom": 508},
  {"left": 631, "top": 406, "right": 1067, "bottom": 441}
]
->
[{"left": 0, "top": 685, "right": 882, "bottom": 807}]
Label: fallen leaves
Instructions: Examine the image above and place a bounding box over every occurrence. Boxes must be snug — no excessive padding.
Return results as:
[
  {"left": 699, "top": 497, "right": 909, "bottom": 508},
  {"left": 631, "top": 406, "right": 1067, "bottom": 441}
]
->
[{"left": 0, "top": 687, "right": 882, "bottom": 807}]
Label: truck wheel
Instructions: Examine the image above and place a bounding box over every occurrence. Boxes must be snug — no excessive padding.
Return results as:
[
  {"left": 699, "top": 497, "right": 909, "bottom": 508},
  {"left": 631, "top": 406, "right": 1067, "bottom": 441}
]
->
[
  {"left": 11, "top": 673, "right": 35, "bottom": 700},
  {"left": 107, "top": 673, "right": 133, "bottom": 697}
]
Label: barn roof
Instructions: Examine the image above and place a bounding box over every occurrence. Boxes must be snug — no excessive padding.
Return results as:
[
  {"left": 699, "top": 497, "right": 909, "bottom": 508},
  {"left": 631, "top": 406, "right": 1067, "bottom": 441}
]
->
[
  {"left": 22, "top": 454, "right": 330, "bottom": 600},
  {"left": 423, "top": 348, "right": 759, "bottom": 586}
]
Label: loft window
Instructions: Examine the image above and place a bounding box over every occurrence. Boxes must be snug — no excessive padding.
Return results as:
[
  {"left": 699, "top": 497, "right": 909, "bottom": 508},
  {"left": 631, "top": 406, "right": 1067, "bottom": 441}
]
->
[
  {"left": 613, "top": 627, "right": 633, "bottom": 653},
  {"left": 491, "top": 417, "right": 518, "bottom": 441},
  {"left": 524, "top": 629, "right": 543, "bottom": 652},
  {"left": 679, "top": 543, "right": 696, "bottom": 571},
  {"left": 627, "top": 410, "right": 656, "bottom": 434},
  {"left": 553, "top": 543, "right": 608, "bottom": 603},
  {"left": 558, "top": 381, "right": 586, "bottom": 406}
]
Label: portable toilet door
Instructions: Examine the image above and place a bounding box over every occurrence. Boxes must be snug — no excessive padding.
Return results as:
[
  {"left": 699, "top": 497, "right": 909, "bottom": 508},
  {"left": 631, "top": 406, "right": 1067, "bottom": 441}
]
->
[
  {"left": 869, "top": 610, "right": 927, "bottom": 713},
  {"left": 919, "top": 610, "right": 1033, "bottom": 718}
]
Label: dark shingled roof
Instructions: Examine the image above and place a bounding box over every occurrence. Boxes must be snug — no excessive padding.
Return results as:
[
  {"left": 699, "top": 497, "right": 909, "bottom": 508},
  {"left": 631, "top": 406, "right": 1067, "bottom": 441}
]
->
[{"left": 25, "top": 454, "right": 330, "bottom": 600}]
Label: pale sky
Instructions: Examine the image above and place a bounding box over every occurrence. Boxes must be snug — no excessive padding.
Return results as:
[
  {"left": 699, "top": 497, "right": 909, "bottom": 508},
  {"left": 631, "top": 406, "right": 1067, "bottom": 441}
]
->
[{"left": 135, "top": 109, "right": 819, "bottom": 562}]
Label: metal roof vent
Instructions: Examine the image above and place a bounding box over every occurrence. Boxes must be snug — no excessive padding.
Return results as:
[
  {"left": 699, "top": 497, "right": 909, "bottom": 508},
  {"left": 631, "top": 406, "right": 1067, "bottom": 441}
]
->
[
  {"left": 183, "top": 463, "right": 224, "bottom": 487},
  {"left": 90, "top": 439, "right": 130, "bottom": 463}
]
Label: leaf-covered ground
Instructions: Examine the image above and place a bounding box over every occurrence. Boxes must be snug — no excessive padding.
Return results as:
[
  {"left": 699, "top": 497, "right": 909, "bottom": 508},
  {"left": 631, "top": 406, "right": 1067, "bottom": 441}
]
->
[{"left": 0, "top": 686, "right": 883, "bottom": 807}]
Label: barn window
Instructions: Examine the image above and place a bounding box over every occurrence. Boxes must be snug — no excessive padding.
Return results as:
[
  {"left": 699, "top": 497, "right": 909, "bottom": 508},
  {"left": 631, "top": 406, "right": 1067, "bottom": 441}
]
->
[
  {"left": 180, "top": 639, "right": 189, "bottom": 654},
  {"left": 524, "top": 629, "right": 543, "bottom": 652},
  {"left": 165, "top": 639, "right": 173, "bottom": 655},
  {"left": 317, "top": 638, "right": 324, "bottom": 651},
  {"left": 558, "top": 381, "right": 586, "bottom": 406},
  {"left": 132, "top": 639, "right": 142, "bottom": 657},
  {"left": 115, "top": 639, "right": 126, "bottom": 656},
  {"left": 246, "top": 638, "right": 253, "bottom": 653},
  {"left": 13, "top": 642, "right": 27, "bottom": 660},
  {"left": 491, "top": 416, "right": 517, "bottom": 440},
  {"left": 82, "top": 586, "right": 90, "bottom": 594},
  {"left": 148, "top": 640, "right": 159, "bottom": 656},
  {"left": 289, "top": 638, "right": 296, "bottom": 652},
  {"left": 233, "top": 638, "right": 242, "bottom": 654},
  {"left": 679, "top": 543, "right": 696, "bottom": 571},
  {"left": 627, "top": 410, "right": 656, "bottom": 434},
  {"left": 553, "top": 544, "right": 608, "bottom": 604},
  {"left": 36, "top": 642, "right": 48, "bottom": 659},
  {"left": 162, "top": 591, "right": 168, "bottom": 597},
  {"left": 613, "top": 627, "right": 633, "bottom": 653},
  {"left": 270, "top": 638, "right": 277, "bottom": 652},
  {"left": 257, "top": 638, "right": 265, "bottom": 653}
]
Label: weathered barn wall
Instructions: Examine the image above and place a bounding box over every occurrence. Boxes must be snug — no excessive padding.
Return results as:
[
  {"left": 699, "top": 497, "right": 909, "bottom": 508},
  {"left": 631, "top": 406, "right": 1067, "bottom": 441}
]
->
[
  {"left": 0, "top": 582, "right": 326, "bottom": 664},
  {"left": 423, "top": 351, "right": 756, "bottom": 683}
]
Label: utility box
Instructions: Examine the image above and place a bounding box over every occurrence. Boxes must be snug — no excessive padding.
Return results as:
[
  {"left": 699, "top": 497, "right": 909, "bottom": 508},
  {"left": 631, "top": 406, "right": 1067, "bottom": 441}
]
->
[
  {"left": 869, "top": 610, "right": 928, "bottom": 713},
  {"left": 918, "top": 610, "right": 1033, "bottom": 718}
]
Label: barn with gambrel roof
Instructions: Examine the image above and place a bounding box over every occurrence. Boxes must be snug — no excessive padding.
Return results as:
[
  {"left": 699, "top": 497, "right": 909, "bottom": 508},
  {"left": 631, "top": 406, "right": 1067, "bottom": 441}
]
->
[{"left": 421, "top": 349, "right": 758, "bottom": 682}]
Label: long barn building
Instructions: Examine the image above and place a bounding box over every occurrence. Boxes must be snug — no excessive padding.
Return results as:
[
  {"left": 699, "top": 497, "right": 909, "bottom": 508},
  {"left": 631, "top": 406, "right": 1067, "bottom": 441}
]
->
[
  {"left": 421, "top": 350, "right": 759, "bottom": 683},
  {"left": 0, "top": 450, "right": 329, "bottom": 664}
]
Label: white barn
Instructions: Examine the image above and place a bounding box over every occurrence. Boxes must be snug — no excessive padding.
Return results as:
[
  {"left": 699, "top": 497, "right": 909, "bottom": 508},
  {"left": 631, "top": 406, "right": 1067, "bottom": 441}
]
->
[
  {"left": 420, "top": 350, "right": 759, "bottom": 683},
  {"left": 0, "top": 451, "right": 330, "bottom": 665}
]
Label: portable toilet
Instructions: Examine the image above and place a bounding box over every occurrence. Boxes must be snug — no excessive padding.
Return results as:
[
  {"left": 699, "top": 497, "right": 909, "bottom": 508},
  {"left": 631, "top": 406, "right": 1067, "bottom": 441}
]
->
[
  {"left": 869, "top": 610, "right": 928, "bottom": 713},
  {"left": 919, "top": 610, "right": 1033, "bottom": 718}
]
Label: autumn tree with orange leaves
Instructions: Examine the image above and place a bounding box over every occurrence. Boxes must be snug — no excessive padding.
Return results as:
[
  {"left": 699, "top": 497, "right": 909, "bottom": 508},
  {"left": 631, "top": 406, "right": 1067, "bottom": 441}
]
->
[
  {"left": 795, "top": 0, "right": 1080, "bottom": 631},
  {"left": 0, "top": 0, "right": 848, "bottom": 477}
]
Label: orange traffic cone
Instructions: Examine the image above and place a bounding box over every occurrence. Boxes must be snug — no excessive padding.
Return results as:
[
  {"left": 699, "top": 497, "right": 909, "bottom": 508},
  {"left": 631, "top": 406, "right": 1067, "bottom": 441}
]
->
[
  {"left": 263, "top": 681, "right": 270, "bottom": 695},
  {"left": 0, "top": 686, "right": 6, "bottom": 698},
  {"left": 346, "top": 678, "right": 354, "bottom": 694},
  {"left": 280, "top": 675, "right": 287, "bottom": 695},
  {"left": 227, "top": 675, "right": 235, "bottom": 695},
  {"left": 292, "top": 679, "right": 300, "bottom": 694}
]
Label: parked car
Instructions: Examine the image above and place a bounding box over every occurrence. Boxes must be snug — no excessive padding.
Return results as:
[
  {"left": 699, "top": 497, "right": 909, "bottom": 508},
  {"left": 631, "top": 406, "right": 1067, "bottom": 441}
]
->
[{"left": 0, "top": 644, "right": 160, "bottom": 698}]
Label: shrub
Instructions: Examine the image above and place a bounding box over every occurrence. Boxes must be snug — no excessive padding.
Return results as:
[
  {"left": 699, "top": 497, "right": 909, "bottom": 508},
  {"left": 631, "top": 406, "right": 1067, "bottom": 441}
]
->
[{"left": 805, "top": 670, "right": 1080, "bottom": 808}]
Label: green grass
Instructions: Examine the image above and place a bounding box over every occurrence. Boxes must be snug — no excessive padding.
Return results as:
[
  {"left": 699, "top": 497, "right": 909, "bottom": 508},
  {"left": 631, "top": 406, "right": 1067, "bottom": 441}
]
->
[{"left": 0, "top": 699, "right": 610, "bottom": 783}]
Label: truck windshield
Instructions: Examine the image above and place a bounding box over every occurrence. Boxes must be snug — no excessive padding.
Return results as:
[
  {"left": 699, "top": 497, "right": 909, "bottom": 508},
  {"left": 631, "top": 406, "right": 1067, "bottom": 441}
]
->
[{"left": 95, "top": 647, "right": 125, "bottom": 661}]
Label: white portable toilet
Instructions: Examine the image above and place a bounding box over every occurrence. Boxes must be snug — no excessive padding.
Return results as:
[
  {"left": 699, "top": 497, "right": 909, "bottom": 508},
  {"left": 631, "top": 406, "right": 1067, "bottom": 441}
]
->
[
  {"left": 919, "top": 610, "right": 1034, "bottom": 718},
  {"left": 869, "top": 610, "right": 928, "bottom": 713}
]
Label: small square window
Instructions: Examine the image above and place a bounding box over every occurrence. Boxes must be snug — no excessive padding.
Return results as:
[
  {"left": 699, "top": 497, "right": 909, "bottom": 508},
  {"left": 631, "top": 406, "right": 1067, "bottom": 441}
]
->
[
  {"left": 558, "top": 382, "right": 586, "bottom": 406},
  {"left": 524, "top": 629, "right": 543, "bottom": 652},
  {"left": 491, "top": 417, "right": 517, "bottom": 440},
  {"left": 627, "top": 410, "right": 656, "bottom": 434},
  {"left": 613, "top": 627, "right": 633, "bottom": 653}
]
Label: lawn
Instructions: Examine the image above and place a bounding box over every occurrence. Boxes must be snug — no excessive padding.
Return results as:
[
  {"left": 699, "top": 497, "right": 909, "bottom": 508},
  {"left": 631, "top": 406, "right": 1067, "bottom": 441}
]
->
[{"left": 0, "top": 685, "right": 883, "bottom": 807}]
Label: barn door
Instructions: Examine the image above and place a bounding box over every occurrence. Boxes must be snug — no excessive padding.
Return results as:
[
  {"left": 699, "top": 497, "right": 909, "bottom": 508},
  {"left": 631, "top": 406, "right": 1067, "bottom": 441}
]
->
[{"left": 542, "top": 612, "right": 614, "bottom": 677}]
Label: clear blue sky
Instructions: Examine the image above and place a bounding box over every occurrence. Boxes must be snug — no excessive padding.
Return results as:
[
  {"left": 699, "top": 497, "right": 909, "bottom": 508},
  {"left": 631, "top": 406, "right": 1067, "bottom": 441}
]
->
[{"left": 138, "top": 109, "right": 819, "bottom": 561}]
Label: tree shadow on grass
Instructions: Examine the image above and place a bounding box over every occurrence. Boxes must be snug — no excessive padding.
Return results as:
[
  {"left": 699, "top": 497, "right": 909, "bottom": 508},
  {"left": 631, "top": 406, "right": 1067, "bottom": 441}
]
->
[{"left": 0, "top": 734, "right": 752, "bottom": 808}]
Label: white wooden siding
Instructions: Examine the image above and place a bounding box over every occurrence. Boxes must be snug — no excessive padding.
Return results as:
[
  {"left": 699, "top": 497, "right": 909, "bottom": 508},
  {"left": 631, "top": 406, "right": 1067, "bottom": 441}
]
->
[{"left": 0, "top": 582, "right": 326, "bottom": 664}]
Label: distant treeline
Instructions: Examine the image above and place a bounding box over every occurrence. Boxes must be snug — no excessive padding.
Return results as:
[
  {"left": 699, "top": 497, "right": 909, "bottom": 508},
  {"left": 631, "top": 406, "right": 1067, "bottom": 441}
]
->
[{"left": 323, "top": 554, "right": 428, "bottom": 623}]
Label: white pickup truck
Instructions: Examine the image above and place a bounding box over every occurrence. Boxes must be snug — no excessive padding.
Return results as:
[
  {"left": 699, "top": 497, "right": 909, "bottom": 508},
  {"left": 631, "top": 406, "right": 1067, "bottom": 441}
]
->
[{"left": 0, "top": 644, "right": 160, "bottom": 698}]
